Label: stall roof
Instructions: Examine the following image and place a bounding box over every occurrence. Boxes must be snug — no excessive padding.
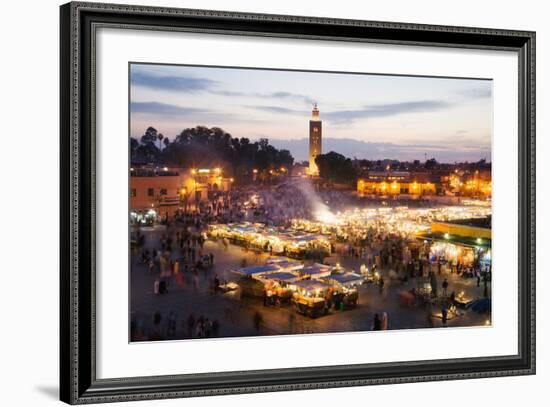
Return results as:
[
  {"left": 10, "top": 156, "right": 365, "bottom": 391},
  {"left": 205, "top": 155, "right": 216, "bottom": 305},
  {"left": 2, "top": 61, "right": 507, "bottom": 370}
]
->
[
  {"left": 326, "top": 272, "right": 364, "bottom": 285},
  {"left": 266, "top": 256, "right": 289, "bottom": 264},
  {"left": 291, "top": 235, "right": 324, "bottom": 242},
  {"left": 300, "top": 264, "right": 332, "bottom": 278},
  {"left": 257, "top": 272, "right": 301, "bottom": 283},
  {"left": 275, "top": 260, "right": 304, "bottom": 271},
  {"left": 234, "top": 264, "right": 280, "bottom": 276}
]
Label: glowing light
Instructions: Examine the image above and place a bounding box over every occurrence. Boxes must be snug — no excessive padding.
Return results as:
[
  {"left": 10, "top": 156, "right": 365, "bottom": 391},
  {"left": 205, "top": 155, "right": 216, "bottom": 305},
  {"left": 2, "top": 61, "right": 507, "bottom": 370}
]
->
[
  {"left": 313, "top": 206, "right": 338, "bottom": 224},
  {"left": 444, "top": 233, "right": 450, "bottom": 239}
]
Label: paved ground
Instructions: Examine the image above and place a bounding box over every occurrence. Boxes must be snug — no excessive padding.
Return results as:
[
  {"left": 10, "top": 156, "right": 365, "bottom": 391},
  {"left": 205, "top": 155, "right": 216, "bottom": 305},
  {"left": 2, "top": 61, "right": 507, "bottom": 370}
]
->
[{"left": 130, "top": 227, "right": 491, "bottom": 341}]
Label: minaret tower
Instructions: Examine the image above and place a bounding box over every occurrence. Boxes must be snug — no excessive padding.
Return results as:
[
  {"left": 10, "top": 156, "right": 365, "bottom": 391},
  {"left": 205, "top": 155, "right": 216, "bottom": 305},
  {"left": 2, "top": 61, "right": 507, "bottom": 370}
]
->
[{"left": 308, "top": 103, "right": 322, "bottom": 176}]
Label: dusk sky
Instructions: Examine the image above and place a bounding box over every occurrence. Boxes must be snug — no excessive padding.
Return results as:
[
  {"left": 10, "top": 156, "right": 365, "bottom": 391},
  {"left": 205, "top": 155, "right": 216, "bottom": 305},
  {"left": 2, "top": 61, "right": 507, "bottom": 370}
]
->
[{"left": 130, "top": 63, "right": 492, "bottom": 163}]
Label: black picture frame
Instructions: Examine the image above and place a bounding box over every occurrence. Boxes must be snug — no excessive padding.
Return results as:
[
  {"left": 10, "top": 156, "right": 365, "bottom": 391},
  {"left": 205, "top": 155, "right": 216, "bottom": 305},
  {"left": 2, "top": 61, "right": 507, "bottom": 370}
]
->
[{"left": 60, "top": 2, "right": 536, "bottom": 404}]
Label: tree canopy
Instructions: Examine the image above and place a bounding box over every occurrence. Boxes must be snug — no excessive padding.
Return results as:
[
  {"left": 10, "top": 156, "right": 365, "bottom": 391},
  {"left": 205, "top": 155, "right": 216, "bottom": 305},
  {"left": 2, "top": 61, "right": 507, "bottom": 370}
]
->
[
  {"left": 315, "top": 151, "right": 358, "bottom": 185},
  {"left": 130, "top": 126, "right": 294, "bottom": 182}
]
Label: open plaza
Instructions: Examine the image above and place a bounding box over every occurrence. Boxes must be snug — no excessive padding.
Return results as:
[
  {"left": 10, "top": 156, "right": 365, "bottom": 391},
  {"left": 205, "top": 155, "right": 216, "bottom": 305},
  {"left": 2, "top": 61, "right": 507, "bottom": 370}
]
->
[
  {"left": 130, "top": 189, "right": 492, "bottom": 341},
  {"left": 129, "top": 103, "right": 492, "bottom": 342}
]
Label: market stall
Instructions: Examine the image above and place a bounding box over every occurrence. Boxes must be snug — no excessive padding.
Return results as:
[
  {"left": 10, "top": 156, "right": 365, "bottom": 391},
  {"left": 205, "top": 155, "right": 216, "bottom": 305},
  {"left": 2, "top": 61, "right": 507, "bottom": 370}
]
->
[
  {"left": 291, "top": 280, "right": 333, "bottom": 318},
  {"left": 257, "top": 271, "right": 302, "bottom": 305},
  {"left": 323, "top": 272, "right": 363, "bottom": 309}
]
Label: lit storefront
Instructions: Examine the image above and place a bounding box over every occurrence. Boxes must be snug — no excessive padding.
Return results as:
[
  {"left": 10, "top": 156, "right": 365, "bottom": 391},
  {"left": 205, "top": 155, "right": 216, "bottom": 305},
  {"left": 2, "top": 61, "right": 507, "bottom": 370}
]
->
[
  {"left": 130, "top": 166, "right": 233, "bottom": 216},
  {"left": 419, "top": 217, "right": 492, "bottom": 273}
]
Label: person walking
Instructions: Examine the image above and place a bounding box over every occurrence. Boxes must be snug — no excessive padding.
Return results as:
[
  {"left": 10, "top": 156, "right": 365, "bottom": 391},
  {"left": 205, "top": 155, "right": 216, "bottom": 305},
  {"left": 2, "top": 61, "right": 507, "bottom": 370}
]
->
[
  {"left": 151, "top": 311, "right": 163, "bottom": 340},
  {"left": 381, "top": 312, "right": 389, "bottom": 330},
  {"left": 253, "top": 311, "right": 263, "bottom": 333},
  {"left": 441, "top": 304, "right": 448, "bottom": 326},
  {"left": 167, "top": 311, "right": 177, "bottom": 337},
  {"left": 186, "top": 314, "right": 195, "bottom": 338},
  {"left": 442, "top": 278, "right": 449, "bottom": 297},
  {"left": 372, "top": 313, "right": 382, "bottom": 331}
]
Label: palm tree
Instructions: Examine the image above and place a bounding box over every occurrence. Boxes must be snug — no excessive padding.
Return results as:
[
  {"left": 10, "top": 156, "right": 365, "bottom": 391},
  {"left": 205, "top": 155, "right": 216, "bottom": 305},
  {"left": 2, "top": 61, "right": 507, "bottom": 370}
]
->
[{"left": 157, "top": 133, "right": 164, "bottom": 151}]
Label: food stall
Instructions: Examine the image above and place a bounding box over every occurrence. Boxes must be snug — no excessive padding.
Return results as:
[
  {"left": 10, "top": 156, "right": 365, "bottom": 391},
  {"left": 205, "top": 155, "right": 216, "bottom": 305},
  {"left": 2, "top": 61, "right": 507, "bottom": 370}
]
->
[
  {"left": 208, "top": 222, "right": 331, "bottom": 257},
  {"left": 232, "top": 264, "right": 281, "bottom": 297},
  {"left": 256, "top": 271, "right": 301, "bottom": 305},
  {"left": 291, "top": 280, "right": 333, "bottom": 318},
  {"left": 323, "top": 272, "right": 363, "bottom": 309}
]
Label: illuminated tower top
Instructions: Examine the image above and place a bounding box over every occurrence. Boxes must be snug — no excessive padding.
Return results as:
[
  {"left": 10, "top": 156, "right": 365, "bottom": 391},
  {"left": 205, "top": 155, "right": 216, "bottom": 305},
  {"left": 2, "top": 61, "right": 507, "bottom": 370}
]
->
[{"left": 311, "top": 102, "right": 320, "bottom": 121}]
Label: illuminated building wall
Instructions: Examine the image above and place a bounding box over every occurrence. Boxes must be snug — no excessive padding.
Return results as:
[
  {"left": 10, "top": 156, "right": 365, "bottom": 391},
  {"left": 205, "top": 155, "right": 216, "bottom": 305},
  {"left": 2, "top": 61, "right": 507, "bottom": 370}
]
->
[
  {"left": 431, "top": 222, "right": 492, "bottom": 239},
  {"left": 357, "top": 179, "right": 437, "bottom": 196},
  {"left": 448, "top": 169, "right": 492, "bottom": 197},
  {"left": 130, "top": 167, "right": 232, "bottom": 211},
  {"left": 358, "top": 169, "right": 491, "bottom": 198}
]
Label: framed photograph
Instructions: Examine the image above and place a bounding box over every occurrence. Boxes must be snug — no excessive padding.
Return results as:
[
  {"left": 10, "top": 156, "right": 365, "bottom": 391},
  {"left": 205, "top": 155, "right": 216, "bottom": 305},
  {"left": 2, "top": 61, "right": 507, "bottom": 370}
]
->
[{"left": 60, "top": 1, "right": 535, "bottom": 404}]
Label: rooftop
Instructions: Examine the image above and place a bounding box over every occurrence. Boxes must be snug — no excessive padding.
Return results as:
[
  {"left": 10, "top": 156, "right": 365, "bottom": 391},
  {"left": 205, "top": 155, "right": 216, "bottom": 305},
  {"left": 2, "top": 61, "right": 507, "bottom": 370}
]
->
[
  {"left": 419, "top": 232, "right": 491, "bottom": 248},
  {"left": 438, "top": 216, "right": 492, "bottom": 229}
]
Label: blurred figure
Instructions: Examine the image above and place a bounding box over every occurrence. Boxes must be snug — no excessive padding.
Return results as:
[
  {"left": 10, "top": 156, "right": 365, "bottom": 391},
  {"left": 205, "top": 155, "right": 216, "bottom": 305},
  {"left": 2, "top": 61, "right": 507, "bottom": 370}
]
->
[
  {"left": 372, "top": 313, "right": 381, "bottom": 331},
  {"left": 253, "top": 311, "right": 263, "bottom": 333},
  {"left": 381, "top": 312, "right": 389, "bottom": 330}
]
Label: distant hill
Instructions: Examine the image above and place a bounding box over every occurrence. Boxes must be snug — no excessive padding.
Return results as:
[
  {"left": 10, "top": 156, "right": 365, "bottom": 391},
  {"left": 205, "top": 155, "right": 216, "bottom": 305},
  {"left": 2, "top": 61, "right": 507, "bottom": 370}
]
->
[{"left": 268, "top": 137, "right": 490, "bottom": 163}]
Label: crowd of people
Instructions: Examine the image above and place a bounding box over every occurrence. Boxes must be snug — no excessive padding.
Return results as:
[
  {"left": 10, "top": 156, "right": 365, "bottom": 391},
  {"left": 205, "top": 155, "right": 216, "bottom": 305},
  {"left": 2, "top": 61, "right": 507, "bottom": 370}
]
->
[
  {"left": 131, "top": 310, "right": 221, "bottom": 341},
  {"left": 129, "top": 183, "right": 491, "bottom": 341}
]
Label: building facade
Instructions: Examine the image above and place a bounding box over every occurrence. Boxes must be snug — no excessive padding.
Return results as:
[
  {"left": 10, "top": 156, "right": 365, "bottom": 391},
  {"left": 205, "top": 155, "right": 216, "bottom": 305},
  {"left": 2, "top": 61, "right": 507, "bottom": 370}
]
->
[
  {"left": 357, "top": 171, "right": 439, "bottom": 197},
  {"left": 130, "top": 166, "right": 233, "bottom": 215},
  {"left": 308, "top": 103, "right": 322, "bottom": 176},
  {"left": 357, "top": 169, "right": 492, "bottom": 199}
]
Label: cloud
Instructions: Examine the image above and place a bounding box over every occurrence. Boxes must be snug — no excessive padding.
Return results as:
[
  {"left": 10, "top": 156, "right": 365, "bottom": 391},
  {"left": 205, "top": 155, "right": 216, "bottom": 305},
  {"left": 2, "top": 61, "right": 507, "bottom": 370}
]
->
[
  {"left": 268, "top": 92, "right": 315, "bottom": 105},
  {"left": 246, "top": 99, "right": 451, "bottom": 123},
  {"left": 269, "top": 137, "right": 491, "bottom": 163},
  {"left": 460, "top": 86, "right": 492, "bottom": 99},
  {"left": 324, "top": 100, "right": 451, "bottom": 124},
  {"left": 131, "top": 68, "right": 316, "bottom": 105},
  {"left": 246, "top": 105, "right": 308, "bottom": 115},
  {"left": 213, "top": 90, "right": 315, "bottom": 105},
  {"left": 131, "top": 71, "right": 216, "bottom": 92},
  {"left": 130, "top": 102, "right": 206, "bottom": 116},
  {"left": 210, "top": 90, "right": 246, "bottom": 97}
]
